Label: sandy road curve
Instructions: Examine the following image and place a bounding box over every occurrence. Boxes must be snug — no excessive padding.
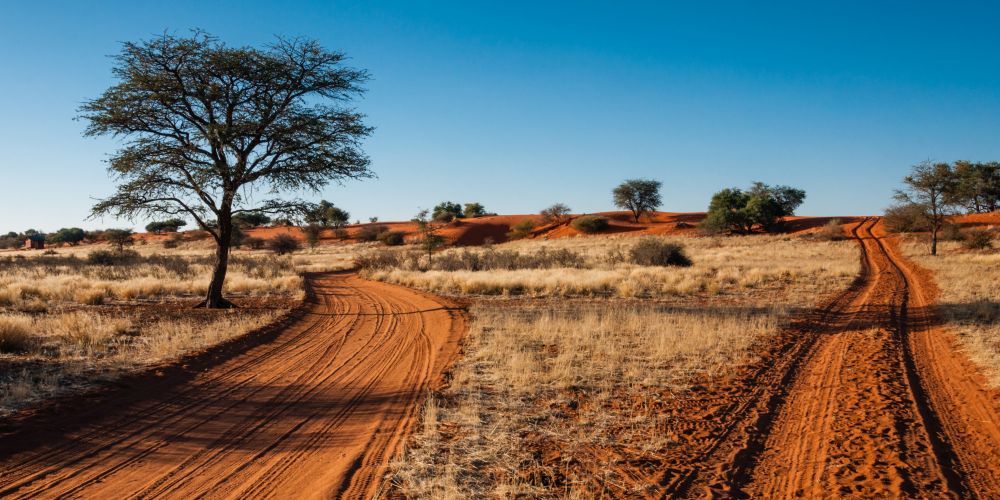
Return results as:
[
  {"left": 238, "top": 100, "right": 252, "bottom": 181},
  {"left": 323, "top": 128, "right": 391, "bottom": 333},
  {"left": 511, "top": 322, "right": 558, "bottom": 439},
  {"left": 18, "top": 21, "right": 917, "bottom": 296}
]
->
[{"left": 0, "top": 272, "right": 466, "bottom": 499}]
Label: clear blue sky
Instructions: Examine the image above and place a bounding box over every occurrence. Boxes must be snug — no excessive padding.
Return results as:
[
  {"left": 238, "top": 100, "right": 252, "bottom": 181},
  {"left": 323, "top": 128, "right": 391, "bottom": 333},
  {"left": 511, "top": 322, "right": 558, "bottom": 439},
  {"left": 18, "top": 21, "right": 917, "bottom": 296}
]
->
[{"left": 2, "top": 1, "right": 999, "bottom": 232}]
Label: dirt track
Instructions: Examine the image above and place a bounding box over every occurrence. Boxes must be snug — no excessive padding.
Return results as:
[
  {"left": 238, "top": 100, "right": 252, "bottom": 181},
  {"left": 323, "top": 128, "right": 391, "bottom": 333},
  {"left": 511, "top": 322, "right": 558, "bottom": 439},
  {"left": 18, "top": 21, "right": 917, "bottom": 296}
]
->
[
  {"left": 0, "top": 272, "right": 466, "bottom": 499},
  {"left": 671, "top": 218, "right": 1000, "bottom": 498}
]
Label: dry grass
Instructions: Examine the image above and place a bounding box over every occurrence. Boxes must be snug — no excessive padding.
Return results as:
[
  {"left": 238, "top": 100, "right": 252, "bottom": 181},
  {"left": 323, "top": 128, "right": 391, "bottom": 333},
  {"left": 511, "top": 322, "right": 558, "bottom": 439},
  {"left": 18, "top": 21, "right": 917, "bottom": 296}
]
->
[
  {"left": 386, "top": 234, "right": 861, "bottom": 497},
  {"left": 0, "top": 251, "right": 303, "bottom": 310},
  {"left": 0, "top": 242, "right": 306, "bottom": 415},
  {"left": 364, "top": 234, "right": 857, "bottom": 303},
  {"left": 901, "top": 236, "right": 1000, "bottom": 386},
  {"left": 0, "top": 309, "right": 280, "bottom": 415}
]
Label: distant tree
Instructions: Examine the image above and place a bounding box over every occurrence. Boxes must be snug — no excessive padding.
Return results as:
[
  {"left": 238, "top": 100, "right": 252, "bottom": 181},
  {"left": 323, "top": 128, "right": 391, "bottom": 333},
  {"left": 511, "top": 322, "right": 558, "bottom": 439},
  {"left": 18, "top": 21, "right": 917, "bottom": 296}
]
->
[
  {"left": 702, "top": 182, "right": 805, "bottom": 234},
  {"left": 746, "top": 182, "right": 807, "bottom": 232},
  {"left": 895, "top": 161, "right": 958, "bottom": 255},
  {"left": 432, "top": 201, "right": 464, "bottom": 222},
  {"left": 82, "top": 32, "right": 373, "bottom": 308},
  {"left": 952, "top": 161, "right": 1000, "bottom": 214},
  {"left": 267, "top": 234, "right": 301, "bottom": 255},
  {"left": 463, "top": 202, "right": 487, "bottom": 218},
  {"left": 303, "top": 224, "right": 324, "bottom": 247},
  {"left": 368, "top": 216, "right": 379, "bottom": 223},
  {"left": 101, "top": 229, "right": 134, "bottom": 253},
  {"left": 271, "top": 218, "right": 295, "bottom": 227},
  {"left": 306, "top": 200, "right": 350, "bottom": 228},
  {"left": 540, "top": 203, "right": 572, "bottom": 223},
  {"left": 232, "top": 213, "right": 272, "bottom": 228},
  {"left": 145, "top": 218, "right": 187, "bottom": 233},
  {"left": 48, "top": 227, "right": 86, "bottom": 245},
  {"left": 613, "top": 179, "right": 662, "bottom": 222},
  {"left": 413, "top": 209, "right": 446, "bottom": 266}
]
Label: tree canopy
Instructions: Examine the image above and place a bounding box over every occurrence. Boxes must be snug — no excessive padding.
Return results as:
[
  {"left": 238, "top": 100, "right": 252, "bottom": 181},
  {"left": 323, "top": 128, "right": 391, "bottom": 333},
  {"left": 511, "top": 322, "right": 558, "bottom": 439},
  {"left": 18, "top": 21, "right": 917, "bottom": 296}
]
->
[
  {"left": 702, "top": 182, "right": 806, "bottom": 234},
  {"left": 81, "top": 31, "right": 373, "bottom": 307},
  {"left": 894, "top": 161, "right": 957, "bottom": 255},
  {"left": 145, "top": 218, "right": 187, "bottom": 233},
  {"left": 613, "top": 179, "right": 662, "bottom": 222},
  {"left": 305, "top": 200, "right": 350, "bottom": 227}
]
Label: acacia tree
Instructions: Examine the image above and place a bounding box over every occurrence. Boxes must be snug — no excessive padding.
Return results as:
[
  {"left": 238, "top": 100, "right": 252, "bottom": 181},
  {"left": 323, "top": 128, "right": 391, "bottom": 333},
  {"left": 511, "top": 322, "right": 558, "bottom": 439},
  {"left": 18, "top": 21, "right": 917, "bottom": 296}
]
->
[
  {"left": 613, "top": 179, "right": 662, "bottom": 222},
  {"left": 894, "top": 161, "right": 957, "bottom": 256},
  {"left": 82, "top": 32, "right": 373, "bottom": 307}
]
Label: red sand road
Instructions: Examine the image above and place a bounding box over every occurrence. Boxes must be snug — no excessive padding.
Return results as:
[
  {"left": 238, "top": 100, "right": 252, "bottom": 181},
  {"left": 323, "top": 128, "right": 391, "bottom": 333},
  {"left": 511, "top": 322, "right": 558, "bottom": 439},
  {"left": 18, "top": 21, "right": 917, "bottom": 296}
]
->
[
  {"left": 0, "top": 273, "right": 466, "bottom": 499},
  {"left": 669, "top": 218, "right": 1000, "bottom": 498}
]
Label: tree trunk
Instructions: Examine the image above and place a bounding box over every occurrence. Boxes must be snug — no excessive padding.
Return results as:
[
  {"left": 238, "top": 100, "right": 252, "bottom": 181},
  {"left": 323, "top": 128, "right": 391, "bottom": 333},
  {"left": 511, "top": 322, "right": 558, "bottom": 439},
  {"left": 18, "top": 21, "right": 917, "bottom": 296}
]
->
[
  {"left": 931, "top": 223, "right": 939, "bottom": 256},
  {"left": 202, "top": 210, "right": 235, "bottom": 309}
]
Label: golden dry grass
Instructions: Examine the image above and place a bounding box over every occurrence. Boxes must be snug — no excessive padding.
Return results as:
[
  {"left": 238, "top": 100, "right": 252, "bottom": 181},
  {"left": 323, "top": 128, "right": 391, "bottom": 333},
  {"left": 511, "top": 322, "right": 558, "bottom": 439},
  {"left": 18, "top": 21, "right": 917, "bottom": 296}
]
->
[
  {"left": 385, "top": 234, "right": 861, "bottom": 497},
  {"left": 365, "top": 234, "right": 858, "bottom": 302},
  {"left": 901, "top": 237, "right": 1000, "bottom": 386}
]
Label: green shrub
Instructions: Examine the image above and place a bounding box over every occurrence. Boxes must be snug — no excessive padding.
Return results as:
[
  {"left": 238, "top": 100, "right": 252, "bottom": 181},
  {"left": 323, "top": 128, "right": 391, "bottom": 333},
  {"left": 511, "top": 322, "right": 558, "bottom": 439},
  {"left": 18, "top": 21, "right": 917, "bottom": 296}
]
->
[
  {"left": 507, "top": 220, "right": 535, "bottom": 240},
  {"left": 267, "top": 234, "right": 300, "bottom": 255},
  {"left": 571, "top": 216, "right": 610, "bottom": 234},
  {"left": 629, "top": 238, "right": 692, "bottom": 267},
  {"left": 379, "top": 231, "right": 406, "bottom": 246},
  {"left": 963, "top": 229, "right": 993, "bottom": 250}
]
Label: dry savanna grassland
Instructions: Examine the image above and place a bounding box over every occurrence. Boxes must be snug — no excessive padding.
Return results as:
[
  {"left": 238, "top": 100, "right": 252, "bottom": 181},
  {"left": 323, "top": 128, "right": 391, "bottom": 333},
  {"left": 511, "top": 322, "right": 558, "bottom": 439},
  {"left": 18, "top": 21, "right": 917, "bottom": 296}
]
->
[
  {"left": 901, "top": 236, "right": 1000, "bottom": 386},
  {"left": 361, "top": 233, "right": 860, "bottom": 497},
  {"left": 0, "top": 237, "right": 372, "bottom": 416}
]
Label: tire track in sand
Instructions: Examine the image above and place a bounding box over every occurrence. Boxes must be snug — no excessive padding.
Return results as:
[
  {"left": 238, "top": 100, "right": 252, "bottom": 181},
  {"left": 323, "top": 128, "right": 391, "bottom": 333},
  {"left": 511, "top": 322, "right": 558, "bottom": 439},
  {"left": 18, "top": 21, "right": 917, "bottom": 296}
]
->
[
  {"left": 675, "top": 218, "right": 1000, "bottom": 498},
  {"left": 0, "top": 272, "right": 466, "bottom": 499}
]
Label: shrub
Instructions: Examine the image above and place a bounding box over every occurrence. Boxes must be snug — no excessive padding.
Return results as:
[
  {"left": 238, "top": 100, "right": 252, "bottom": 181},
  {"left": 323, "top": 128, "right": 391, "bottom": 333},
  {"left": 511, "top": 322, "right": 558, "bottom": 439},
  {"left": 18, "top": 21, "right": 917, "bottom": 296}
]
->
[
  {"left": 303, "top": 224, "right": 324, "bottom": 247},
  {"left": 463, "top": 202, "right": 487, "bottom": 218},
  {"left": 883, "top": 203, "right": 928, "bottom": 233},
  {"left": 941, "top": 223, "right": 964, "bottom": 241},
  {"left": 355, "top": 249, "right": 405, "bottom": 270},
  {"left": 432, "top": 201, "right": 464, "bottom": 221},
  {"left": 358, "top": 224, "right": 389, "bottom": 242},
  {"left": 379, "top": 231, "right": 406, "bottom": 246},
  {"left": 571, "top": 215, "right": 610, "bottom": 234},
  {"left": 540, "top": 203, "right": 572, "bottom": 223},
  {"left": 243, "top": 236, "right": 265, "bottom": 249},
  {"left": 507, "top": 220, "right": 535, "bottom": 240},
  {"left": 163, "top": 233, "right": 183, "bottom": 249},
  {"left": 629, "top": 238, "right": 693, "bottom": 267},
  {"left": 0, "top": 315, "right": 34, "bottom": 353},
  {"left": 963, "top": 229, "right": 993, "bottom": 250},
  {"left": 87, "top": 249, "right": 139, "bottom": 266},
  {"left": 816, "top": 219, "right": 845, "bottom": 241},
  {"left": 267, "top": 234, "right": 301, "bottom": 255}
]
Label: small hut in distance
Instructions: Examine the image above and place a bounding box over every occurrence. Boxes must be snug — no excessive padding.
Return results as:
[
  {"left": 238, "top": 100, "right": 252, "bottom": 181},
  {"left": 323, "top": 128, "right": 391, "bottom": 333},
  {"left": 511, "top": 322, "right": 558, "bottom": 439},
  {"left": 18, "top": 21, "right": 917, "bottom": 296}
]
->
[{"left": 24, "top": 234, "right": 45, "bottom": 250}]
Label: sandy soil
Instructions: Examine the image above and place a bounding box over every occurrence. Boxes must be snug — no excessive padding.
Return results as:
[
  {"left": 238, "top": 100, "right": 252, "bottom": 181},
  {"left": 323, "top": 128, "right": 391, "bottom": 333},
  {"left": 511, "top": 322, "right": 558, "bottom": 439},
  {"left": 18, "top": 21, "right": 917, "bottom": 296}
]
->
[
  {"left": 663, "top": 218, "right": 1000, "bottom": 498},
  {"left": 0, "top": 273, "right": 466, "bottom": 499}
]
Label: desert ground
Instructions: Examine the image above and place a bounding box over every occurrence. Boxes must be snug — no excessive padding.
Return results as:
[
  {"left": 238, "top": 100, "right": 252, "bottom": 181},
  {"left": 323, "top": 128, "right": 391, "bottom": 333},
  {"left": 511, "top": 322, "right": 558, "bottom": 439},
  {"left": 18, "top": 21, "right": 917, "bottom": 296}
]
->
[{"left": 1, "top": 211, "right": 998, "bottom": 498}]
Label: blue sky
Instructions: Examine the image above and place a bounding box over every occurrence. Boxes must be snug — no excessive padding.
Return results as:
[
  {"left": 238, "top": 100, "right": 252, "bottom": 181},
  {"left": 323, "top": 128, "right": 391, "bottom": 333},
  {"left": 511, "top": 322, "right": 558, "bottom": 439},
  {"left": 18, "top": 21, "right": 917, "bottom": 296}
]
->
[{"left": 2, "top": 1, "right": 999, "bottom": 231}]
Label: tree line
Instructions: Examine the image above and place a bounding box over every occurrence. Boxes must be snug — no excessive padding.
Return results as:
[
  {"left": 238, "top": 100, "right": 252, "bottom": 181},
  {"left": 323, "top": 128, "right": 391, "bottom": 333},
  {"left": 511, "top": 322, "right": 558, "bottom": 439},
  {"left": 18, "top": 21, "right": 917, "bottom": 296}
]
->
[{"left": 889, "top": 160, "right": 1000, "bottom": 255}]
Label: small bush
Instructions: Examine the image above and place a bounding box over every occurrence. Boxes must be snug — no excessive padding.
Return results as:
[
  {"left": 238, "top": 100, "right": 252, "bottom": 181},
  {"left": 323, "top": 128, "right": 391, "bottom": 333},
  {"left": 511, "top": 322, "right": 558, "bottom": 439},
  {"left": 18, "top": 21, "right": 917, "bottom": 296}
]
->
[
  {"left": 571, "top": 216, "right": 610, "bottom": 234},
  {"left": 379, "top": 231, "right": 406, "bottom": 246},
  {"left": 358, "top": 224, "right": 389, "bottom": 242},
  {"left": 0, "top": 315, "right": 34, "bottom": 353},
  {"left": 507, "top": 220, "right": 535, "bottom": 240},
  {"left": 629, "top": 238, "right": 693, "bottom": 267},
  {"left": 243, "top": 236, "right": 265, "bottom": 249},
  {"left": 816, "top": 219, "right": 845, "bottom": 241},
  {"left": 87, "top": 249, "right": 139, "bottom": 266},
  {"left": 963, "top": 229, "right": 993, "bottom": 250},
  {"left": 267, "top": 234, "right": 301, "bottom": 255},
  {"left": 355, "top": 249, "right": 405, "bottom": 270},
  {"left": 941, "top": 223, "right": 964, "bottom": 241}
]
